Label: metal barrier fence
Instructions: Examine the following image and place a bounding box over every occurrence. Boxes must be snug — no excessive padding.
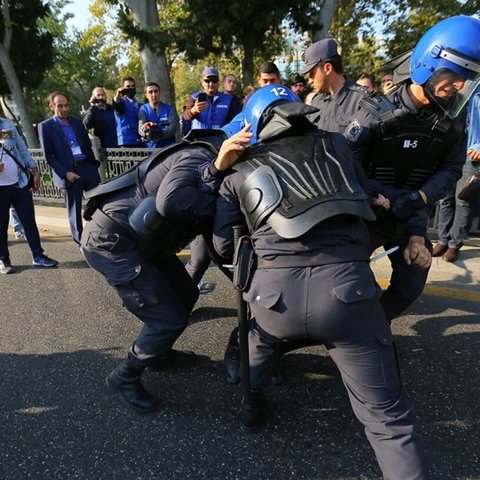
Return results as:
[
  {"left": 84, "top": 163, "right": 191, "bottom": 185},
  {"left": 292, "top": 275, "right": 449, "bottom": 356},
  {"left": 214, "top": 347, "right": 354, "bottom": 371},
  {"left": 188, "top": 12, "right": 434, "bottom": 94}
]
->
[
  {"left": 29, "top": 147, "right": 157, "bottom": 199},
  {"left": 28, "top": 146, "right": 480, "bottom": 235}
]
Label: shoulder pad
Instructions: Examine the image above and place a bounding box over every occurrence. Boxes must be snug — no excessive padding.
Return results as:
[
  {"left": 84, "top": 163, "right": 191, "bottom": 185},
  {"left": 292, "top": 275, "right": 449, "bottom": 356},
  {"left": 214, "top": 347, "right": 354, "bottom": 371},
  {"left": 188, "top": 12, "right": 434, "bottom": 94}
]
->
[
  {"left": 358, "top": 93, "right": 404, "bottom": 133},
  {"left": 359, "top": 93, "right": 396, "bottom": 116}
]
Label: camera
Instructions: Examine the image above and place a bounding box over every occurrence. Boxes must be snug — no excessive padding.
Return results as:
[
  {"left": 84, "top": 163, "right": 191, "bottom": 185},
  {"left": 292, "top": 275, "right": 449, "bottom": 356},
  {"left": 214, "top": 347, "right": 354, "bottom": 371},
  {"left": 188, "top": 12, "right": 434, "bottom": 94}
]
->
[{"left": 120, "top": 87, "right": 136, "bottom": 98}]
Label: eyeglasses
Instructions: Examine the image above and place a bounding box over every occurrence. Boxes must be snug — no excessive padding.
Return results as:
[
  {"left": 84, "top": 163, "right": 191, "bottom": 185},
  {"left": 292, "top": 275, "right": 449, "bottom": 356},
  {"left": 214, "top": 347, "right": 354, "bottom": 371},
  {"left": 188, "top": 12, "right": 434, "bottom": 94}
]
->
[{"left": 203, "top": 78, "right": 219, "bottom": 84}]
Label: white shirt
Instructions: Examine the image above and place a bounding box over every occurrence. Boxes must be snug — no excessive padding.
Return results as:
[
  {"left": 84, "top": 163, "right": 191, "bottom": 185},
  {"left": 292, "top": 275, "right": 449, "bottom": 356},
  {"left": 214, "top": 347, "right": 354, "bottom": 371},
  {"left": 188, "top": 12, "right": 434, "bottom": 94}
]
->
[{"left": 0, "top": 149, "right": 19, "bottom": 186}]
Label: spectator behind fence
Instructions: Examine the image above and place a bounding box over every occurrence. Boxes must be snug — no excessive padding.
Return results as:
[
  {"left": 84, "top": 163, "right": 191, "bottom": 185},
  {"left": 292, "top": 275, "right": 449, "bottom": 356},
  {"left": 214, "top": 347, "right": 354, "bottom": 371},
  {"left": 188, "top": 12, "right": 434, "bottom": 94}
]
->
[
  {"left": 113, "top": 77, "right": 142, "bottom": 147},
  {"left": 257, "top": 61, "right": 282, "bottom": 86},
  {"left": 138, "top": 82, "right": 178, "bottom": 149},
  {"left": 432, "top": 88, "right": 480, "bottom": 262},
  {"left": 289, "top": 74, "right": 307, "bottom": 100},
  {"left": 380, "top": 72, "right": 394, "bottom": 94},
  {"left": 38, "top": 91, "right": 101, "bottom": 247},
  {"left": 356, "top": 72, "right": 376, "bottom": 92},
  {"left": 83, "top": 86, "right": 118, "bottom": 148},
  {"left": 0, "top": 116, "right": 58, "bottom": 274},
  {"left": 182, "top": 66, "right": 241, "bottom": 131},
  {"left": 242, "top": 85, "right": 255, "bottom": 104},
  {"left": 222, "top": 74, "right": 243, "bottom": 114}
]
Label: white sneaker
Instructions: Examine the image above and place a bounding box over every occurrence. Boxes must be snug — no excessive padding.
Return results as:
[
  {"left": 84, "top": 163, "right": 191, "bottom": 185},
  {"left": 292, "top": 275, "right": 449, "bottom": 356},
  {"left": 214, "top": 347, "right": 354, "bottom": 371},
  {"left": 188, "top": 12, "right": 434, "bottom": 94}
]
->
[{"left": 0, "top": 259, "right": 15, "bottom": 274}]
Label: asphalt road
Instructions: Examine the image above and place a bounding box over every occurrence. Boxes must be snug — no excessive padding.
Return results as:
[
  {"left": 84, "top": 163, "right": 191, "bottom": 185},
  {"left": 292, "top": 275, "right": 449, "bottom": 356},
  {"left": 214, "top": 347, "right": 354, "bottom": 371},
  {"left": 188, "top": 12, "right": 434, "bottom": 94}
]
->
[{"left": 1, "top": 235, "right": 479, "bottom": 480}]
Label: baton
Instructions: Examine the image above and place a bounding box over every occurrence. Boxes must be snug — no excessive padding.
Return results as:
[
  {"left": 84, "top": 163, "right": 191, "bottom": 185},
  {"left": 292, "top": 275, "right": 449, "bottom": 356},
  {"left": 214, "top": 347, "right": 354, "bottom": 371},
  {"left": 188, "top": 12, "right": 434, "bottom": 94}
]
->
[
  {"left": 370, "top": 245, "right": 399, "bottom": 263},
  {"left": 232, "top": 225, "right": 252, "bottom": 401}
]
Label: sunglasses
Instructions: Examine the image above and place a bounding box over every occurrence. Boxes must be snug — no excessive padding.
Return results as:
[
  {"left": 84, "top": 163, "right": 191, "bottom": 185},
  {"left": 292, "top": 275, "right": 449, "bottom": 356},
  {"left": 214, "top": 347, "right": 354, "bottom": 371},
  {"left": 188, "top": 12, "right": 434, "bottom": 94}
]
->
[{"left": 203, "top": 78, "right": 219, "bottom": 84}]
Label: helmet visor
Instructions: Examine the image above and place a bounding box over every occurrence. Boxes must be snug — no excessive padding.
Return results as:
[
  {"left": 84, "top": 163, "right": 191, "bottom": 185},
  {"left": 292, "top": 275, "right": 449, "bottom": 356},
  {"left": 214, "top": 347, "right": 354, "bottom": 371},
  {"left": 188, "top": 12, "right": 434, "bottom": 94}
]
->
[{"left": 424, "top": 67, "right": 480, "bottom": 118}]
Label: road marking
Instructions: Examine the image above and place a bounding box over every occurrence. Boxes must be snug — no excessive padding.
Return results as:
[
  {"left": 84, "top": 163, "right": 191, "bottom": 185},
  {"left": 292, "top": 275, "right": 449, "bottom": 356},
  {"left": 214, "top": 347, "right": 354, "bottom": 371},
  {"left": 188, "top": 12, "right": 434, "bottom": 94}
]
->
[{"left": 376, "top": 278, "right": 480, "bottom": 303}]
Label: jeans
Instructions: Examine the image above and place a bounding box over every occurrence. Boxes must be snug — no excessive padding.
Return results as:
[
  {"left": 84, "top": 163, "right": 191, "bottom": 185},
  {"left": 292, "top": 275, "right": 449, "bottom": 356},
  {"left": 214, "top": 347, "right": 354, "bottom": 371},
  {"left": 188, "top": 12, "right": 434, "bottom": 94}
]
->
[
  {"left": 0, "top": 184, "right": 44, "bottom": 261},
  {"left": 9, "top": 206, "right": 24, "bottom": 234},
  {"left": 436, "top": 160, "right": 476, "bottom": 248}
]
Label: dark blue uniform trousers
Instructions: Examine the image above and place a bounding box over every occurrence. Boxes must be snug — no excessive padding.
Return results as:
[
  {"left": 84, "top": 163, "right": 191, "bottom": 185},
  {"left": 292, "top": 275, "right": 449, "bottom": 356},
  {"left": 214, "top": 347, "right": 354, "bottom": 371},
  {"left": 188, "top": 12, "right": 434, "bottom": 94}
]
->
[
  {"left": 244, "top": 262, "right": 427, "bottom": 480},
  {"left": 184, "top": 234, "right": 211, "bottom": 285},
  {"left": 367, "top": 220, "right": 431, "bottom": 322},
  {"left": 0, "top": 184, "right": 44, "bottom": 261},
  {"left": 81, "top": 215, "right": 199, "bottom": 368},
  {"left": 63, "top": 163, "right": 100, "bottom": 246}
]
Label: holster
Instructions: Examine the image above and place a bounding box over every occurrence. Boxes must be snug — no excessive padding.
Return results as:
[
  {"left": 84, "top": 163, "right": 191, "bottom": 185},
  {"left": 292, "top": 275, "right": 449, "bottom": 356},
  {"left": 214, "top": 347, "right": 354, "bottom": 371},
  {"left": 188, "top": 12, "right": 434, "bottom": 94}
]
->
[
  {"left": 232, "top": 236, "right": 255, "bottom": 292},
  {"left": 83, "top": 196, "right": 103, "bottom": 221}
]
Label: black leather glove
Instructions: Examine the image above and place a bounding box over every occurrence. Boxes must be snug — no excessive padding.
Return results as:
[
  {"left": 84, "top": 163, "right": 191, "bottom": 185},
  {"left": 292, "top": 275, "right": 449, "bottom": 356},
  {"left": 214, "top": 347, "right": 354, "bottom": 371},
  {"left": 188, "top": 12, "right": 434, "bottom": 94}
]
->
[{"left": 391, "top": 190, "right": 425, "bottom": 219}]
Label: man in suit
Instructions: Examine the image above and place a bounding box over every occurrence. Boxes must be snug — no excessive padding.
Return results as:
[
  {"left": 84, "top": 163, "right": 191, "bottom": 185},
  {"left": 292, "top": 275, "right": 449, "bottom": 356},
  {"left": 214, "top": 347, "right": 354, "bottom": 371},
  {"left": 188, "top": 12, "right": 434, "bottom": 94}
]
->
[{"left": 38, "top": 91, "right": 101, "bottom": 245}]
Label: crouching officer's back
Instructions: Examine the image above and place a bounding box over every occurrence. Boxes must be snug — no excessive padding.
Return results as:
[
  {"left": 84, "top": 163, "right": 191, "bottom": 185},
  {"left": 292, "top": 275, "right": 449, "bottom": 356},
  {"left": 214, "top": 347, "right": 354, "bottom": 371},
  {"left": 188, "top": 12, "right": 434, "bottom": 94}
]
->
[{"left": 213, "top": 85, "right": 428, "bottom": 479}]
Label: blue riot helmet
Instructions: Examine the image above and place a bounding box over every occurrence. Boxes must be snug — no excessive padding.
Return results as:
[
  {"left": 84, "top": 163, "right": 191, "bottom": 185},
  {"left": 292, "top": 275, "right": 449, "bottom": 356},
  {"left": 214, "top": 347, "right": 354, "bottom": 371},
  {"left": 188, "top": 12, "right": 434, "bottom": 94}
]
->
[
  {"left": 221, "top": 112, "right": 245, "bottom": 137},
  {"left": 410, "top": 15, "right": 480, "bottom": 118},
  {"left": 243, "top": 85, "right": 301, "bottom": 141}
]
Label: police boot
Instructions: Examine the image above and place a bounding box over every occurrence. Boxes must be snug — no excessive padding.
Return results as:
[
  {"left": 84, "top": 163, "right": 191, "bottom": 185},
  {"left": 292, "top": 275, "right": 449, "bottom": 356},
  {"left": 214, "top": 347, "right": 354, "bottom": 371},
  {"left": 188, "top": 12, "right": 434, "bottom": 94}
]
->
[
  {"left": 224, "top": 327, "right": 240, "bottom": 384},
  {"left": 105, "top": 360, "right": 157, "bottom": 414},
  {"left": 238, "top": 391, "right": 265, "bottom": 431}
]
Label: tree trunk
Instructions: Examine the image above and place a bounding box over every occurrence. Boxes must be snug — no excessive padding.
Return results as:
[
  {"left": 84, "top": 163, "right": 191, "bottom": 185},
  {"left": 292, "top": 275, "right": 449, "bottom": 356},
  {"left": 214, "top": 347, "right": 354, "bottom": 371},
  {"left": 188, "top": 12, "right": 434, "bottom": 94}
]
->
[
  {"left": 123, "top": 0, "right": 176, "bottom": 112},
  {"left": 313, "top": 0, "right": 337, "bottom": 42},
  {"left": 241, "top": 36, "right": 255, "bottom": 88},
  {"left": 0, "top": 1, "right": 39, "bottom": 148}
]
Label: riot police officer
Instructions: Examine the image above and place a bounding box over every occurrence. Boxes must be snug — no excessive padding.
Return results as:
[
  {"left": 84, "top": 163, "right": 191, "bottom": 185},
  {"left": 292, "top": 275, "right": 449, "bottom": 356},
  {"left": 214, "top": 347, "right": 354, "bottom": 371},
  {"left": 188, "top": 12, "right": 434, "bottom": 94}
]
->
[
  {"left": 301, "top": 37, "right": 368, "bottom": 134},
  {"left": 213, "top": 86, "right": 428, "bottom": 479},
  {"left": 345, "top": 15, "right": 480, "bottom": 321},
  {"left": 80, "top": 127, "right": 252, "bottom": 413}
]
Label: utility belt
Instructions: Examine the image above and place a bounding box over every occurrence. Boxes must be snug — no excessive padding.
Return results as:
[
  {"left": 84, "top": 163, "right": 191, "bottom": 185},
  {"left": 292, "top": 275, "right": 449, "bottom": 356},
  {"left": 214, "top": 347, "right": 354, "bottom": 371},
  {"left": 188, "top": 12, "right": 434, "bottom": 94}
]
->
[
  {"left": 256, "top": 245, "right": 369, "bottom": 269},
  {"left": 91, "top": 208, "right": 133, "bottom": 238}
]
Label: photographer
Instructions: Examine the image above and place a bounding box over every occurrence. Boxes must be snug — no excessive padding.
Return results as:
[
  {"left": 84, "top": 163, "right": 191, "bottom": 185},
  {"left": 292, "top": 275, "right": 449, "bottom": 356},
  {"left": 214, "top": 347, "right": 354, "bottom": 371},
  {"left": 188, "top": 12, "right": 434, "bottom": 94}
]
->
[
  {"left": 112, "top": 77, "right": 142, "bottom": 147},
  {"left": 83, "top": 87, "right": 118, "bottom": 148},
  {"left": 138, "top": 82, "right": 178, "bottom": 148}
]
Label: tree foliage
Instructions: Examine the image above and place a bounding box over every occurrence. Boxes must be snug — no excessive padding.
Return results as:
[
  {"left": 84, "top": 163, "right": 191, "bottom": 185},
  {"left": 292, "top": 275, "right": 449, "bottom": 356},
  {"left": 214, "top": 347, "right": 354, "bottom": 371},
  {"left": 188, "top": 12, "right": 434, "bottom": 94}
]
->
[
  {"left": 29, "top": 0, "right": 139, "bottom": 122},
  {"left": 380, "top": 0, "right": 480, "bottom": 59},
  {"left": 0, "top": 0, "right": 54, "bottom": 94},
  {"left": 180, "top": 0, "right": 320, "bottom": 86}
]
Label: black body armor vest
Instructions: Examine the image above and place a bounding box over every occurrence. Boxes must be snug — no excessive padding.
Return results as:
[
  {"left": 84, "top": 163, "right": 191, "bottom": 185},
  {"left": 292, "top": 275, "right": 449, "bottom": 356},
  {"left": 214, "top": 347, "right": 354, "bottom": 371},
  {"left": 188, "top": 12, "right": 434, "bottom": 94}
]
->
[
  {"left": 235, "top": 131, "right": 375, "bottom": 239},
  {"left": 359, "top": 93, "right": 461, "bottom": 189}
]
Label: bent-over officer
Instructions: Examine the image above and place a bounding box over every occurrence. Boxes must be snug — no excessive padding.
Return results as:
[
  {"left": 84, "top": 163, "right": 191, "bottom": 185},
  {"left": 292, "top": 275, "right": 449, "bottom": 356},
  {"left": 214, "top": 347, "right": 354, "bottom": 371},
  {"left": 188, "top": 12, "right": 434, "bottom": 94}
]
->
[{"left": 80, "top": 127, "right": 252, "bottom": 413}]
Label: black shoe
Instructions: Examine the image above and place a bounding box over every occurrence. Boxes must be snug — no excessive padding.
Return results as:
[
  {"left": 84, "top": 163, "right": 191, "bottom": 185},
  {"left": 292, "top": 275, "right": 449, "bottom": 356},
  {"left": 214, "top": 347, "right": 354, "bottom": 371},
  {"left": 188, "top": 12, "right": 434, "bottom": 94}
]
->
[
  {"left": 148, "top": 349, "right": 197, "bottom": 372},
  {"left": 238, "top": 392, "right": 265, "bottom": 431},
  {"left": 224, "top": 333, "right": 241, "bottom": 385},
  {"left": 105, "top": 360, "right": 157, "bottom": 414}
]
